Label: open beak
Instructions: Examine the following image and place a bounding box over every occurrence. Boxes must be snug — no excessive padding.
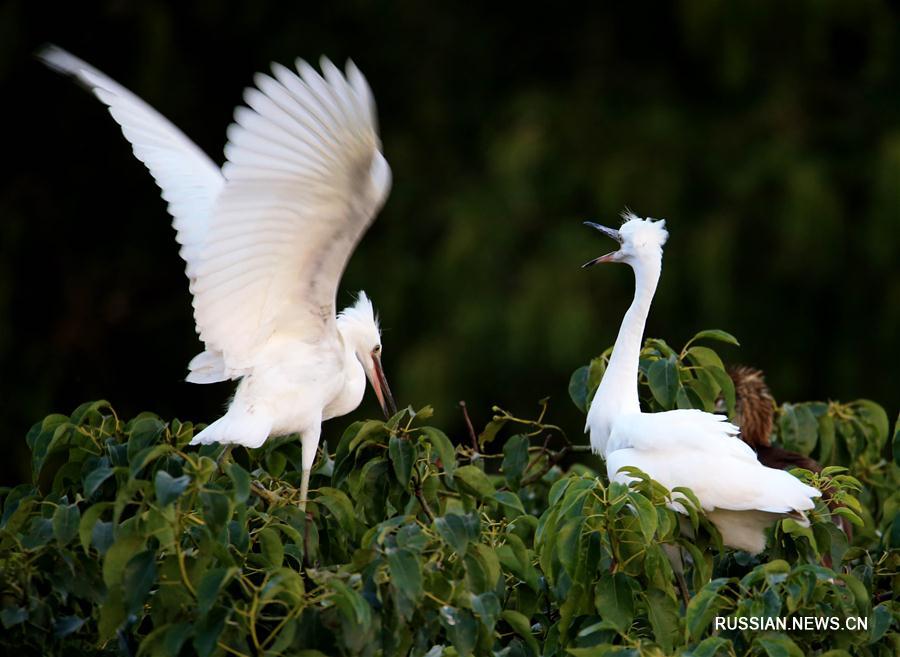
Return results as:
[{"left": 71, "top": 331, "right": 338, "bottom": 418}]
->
[
  {"left": 582, "top": 221, "right": 623, "bottom": 267},
  {"left": 369, "top": 353, "right": 398, "bottom": 419}
]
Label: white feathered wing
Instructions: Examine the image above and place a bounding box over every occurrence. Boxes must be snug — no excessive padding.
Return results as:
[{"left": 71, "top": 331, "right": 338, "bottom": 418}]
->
[
  {"left": 39, "top": 47, "right": 391, "bottom": 383},
  {"left": 606, "top": 409, "right": 821, "bottom": 553}
]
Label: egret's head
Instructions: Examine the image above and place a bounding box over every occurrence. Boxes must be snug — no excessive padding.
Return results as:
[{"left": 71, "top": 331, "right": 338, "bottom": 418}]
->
[
  {"left": 337, "top": 291, "right": 397, "bottom": 418},
  {"left": 582, "top": 211, "right": 668, "bottom": 268}
]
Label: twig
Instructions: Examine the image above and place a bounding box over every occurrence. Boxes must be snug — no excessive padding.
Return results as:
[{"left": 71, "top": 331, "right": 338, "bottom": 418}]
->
[
  {"left": 250, "top": 481, "right": 282, "bottom": 505},
  {"left": 459, "top": 401, "right": 479, "bottom": 453},
  {"left": 413, "top": 469, "right": 436, "bottom": 522},
  {"left": 520, "top": 445, "right": 571, "bottom": 488},
  {"left": 415, "top": 487, "right": 436, "bottom": 522}
]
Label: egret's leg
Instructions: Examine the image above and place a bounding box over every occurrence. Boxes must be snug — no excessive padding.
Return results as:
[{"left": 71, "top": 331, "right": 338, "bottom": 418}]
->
[
  {"left": 216, "top": 444, "right": 234, "bottom": 471},
  {"left": 298, "top": 423, "right": 321, "bottom": 511},
  {"left": 299, "top": 468, "right": 311, "bottom": 512}
]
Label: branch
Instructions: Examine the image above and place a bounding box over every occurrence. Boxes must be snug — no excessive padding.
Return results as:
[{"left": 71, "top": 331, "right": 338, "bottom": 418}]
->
[{"left": 459, "top": 400, "right": 479, "bottom": 453}]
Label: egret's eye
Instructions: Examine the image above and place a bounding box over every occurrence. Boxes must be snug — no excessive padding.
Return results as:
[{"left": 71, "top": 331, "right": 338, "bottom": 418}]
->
[{"left": 372, "top": 344, "right": 382, "bottom": 355}]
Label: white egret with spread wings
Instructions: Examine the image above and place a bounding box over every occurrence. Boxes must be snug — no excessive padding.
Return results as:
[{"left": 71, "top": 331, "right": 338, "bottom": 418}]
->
[
  {"left": 582, "top": 213, "right": 820, "bottom": 553},
  {"left": 40, "top": 46, "right": 397, "bottom": 509}
]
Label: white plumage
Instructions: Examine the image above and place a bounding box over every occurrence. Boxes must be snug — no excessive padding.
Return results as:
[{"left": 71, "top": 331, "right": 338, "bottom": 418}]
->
[
  {"left": 583, "top": 213, "right": 820, "bottom": 553},
  {"left": 40, "top": 46, "right": 396, "bottom": 508}
]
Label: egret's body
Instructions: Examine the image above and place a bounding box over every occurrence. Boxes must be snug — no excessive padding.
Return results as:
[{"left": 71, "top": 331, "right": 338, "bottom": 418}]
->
[
  {"left": 584, "top": 214, "right": 820, "bottom": 554},
  {"left": 41, "top": 47, "right": 396, "bottom": 507}
]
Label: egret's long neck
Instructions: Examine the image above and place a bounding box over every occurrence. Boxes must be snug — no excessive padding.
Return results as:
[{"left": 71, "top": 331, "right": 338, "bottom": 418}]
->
[
  {"left": 605, "top": 256, "right": 662, "bottom": 408},
  {"left": 588, "top": 254, "right": 662, "bottom": 454}
]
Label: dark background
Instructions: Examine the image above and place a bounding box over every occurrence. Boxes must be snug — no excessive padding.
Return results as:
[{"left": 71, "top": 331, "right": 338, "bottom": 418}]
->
[{"left": 1, "top": 1, "right": 898, "bottom": 486}]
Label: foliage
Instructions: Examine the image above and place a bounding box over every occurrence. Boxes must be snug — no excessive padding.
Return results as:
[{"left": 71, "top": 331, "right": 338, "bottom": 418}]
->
[{"left": 1, "top": 334, "right": 899, "bottom": 656}]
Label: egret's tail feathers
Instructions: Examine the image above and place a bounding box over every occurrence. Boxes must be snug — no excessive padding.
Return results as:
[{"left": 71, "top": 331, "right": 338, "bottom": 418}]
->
[
  {"left": 749, "top": 466, "right": 821, "bottom": 516},
  {"left": 189, "top": 409, "right": 272, "bottom": 449},
  {"left": 706, "top": 508, "right": 787, "bottom": 554}
]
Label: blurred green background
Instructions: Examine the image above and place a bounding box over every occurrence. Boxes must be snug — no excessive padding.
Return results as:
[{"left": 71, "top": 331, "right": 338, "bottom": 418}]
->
[{"left": 1, "top": 1, "right": 898, "bottom": 485}]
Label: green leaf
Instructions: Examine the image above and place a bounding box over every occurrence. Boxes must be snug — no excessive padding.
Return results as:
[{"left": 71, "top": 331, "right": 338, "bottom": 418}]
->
[
  {"left": 493, "top": 490, "right": 526, "bottom": 517},
  {"left": 568, "top": 365, "right": 590, "bottom": 413},
  {"left": 557, "top": 516, "right": 584, "bottom": 577},
  {"left": 420, "top": 427, "right": 457, "bottom": 475},
  {"left": 225, "top": 462, "right": 250, "bottom": 503},
  {"left": 79, "top": 502, "right": 111, "bottom": 553},
  {"left": 327, "top": 579, "right": 372, "bottom": 628},
  {"left": 700, "top": 367, "right": 732, "bottom": 415},
  {"left": 0, "top": 606, "right": 27, "bottom": 628},
  {"left": 839, "top": 572, "right": 871, "bottom": 617},
  {"left": 778, "top": 404, "right": 818, "bottom": 455},
  {"left": 850, "top": 399, "right": 890, "bottom": 449},
  {"left": 466, "top": 543, "right": 501, "bottom": 592},
  {"left": 193, "top": 608, "right": 227, "bottom": 657},
  {"left": 387, "top": 547, "right": 423, "bottom": 602},
  {"left": 196, "top": 567, "right": 237, "bottom": 616},
  {"left": 154, "top": 471, "right": 190, "bottom": 506},
  {"left": 685, "top": 577, "right": 730, "bottom": 640},
  {"left": 435, "top": 513, "right": 477, "bottom": 555},
  {"left": 684, "top": 636, "right": 731, "bottom": 657},
  {"left": 687, "top": 329, "right": 740, "bottom": 348},
  {"left": 52, "top": 615, "right": 85, "bottom": 638},
  {"left": 83, "top": 464, "right": 114, "bottom": 497},
  {"left": 756, "top": 635, "right": 805, "bottom": 657},
  {"left": 454, "top": 464, "right": 495, "bottom": 499},
  {"left": 388, "top": 435, "right": 415, "bottom": 487},
  {"left": 316, "top": 487, "right": 357, "bottom": 534},
  {"left": 645, "top": 588, "right": 679, "bottom": 652},
  {"left": 648, "top": 356, "right": 679, "bottom": 409},
  {"left": 502, "top": 609, "right": 541, "bottom": 655},
  {"left": 123, "top": 550, "right": 157, "bottom": 616},
  {"left": 200, "top": 491, "right": 232, "bottom": 533},
  {"left": 52, "top": 502, "right": 80, "bottom": 545},
  {"left": 684, "top": 346, "right": 725, "bottom": 370},
  {"left": 870, "top": 603, "right": 891, "bottom": 643},
  {"left": 257, "top": 527, "right": 284, "bottom": 567},
  {"left": 102, "top": 534, "right": 144, "bottom": 587},
  {"left": 470, "top": 591, "right": 501, "bottom": 631},
  {"left": 627, "top": 491, "right": 657, "bottom": 543},
  {"left": 501, "top": 434, "right": 530, "bottom": 489},
  {"left": 439, "top": 606, "right": 477, "bottom": 657},
  {"left": 478, "top": 418, "right": 506, "bottom": 449},
  {"left": 594, "top": 572, "right": 634, "bottom": 634},
  {"left": 817, "top": 414, "right": 836, "bottom": 463}
]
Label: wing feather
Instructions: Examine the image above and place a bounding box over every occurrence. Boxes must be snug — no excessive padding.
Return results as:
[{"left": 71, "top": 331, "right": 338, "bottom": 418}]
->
[
  {"left": 192, "top": 58, "right": 391, "bottom": 368},
  {"left": 37, "top": 46, "right": 224, "bottom": 277}
]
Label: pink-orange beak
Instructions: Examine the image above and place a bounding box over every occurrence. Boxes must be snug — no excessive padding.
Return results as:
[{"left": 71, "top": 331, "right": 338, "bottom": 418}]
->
[
  {"left": 369, "top": 352, "right": 397, "bottom": 419},
  {"left": 582, "top": 221, "right": 624, "bottom": 267}
]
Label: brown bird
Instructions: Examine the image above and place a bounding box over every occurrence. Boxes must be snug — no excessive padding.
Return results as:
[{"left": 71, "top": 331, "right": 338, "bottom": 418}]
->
[{"left": 726, "top": 365, "right": 852, "bottom": 540}]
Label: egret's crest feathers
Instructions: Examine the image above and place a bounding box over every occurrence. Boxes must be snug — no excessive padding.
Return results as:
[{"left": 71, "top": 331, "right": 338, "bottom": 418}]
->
[
  {"left": 618, "top": 213, "right": 669, "bottom": 251},
  {"left": 337, "top": 292, "right": 380, "bottom": 331}
]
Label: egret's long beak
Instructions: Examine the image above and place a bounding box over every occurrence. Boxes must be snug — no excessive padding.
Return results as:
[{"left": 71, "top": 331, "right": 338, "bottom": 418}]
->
[
  {"left": 369, "top": 353, "right": 397, "bottom": 419},
  {"left": 582, "top": 221, "right": 623, "bottom": 267}
]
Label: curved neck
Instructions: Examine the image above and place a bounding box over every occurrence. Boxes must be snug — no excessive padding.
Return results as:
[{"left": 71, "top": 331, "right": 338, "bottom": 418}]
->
[
  {"left": 588, "top": 255, "right": 662, "bottom": 454},
  {"left": 605, "top": 256, "right": 661, "bottom": 407}
]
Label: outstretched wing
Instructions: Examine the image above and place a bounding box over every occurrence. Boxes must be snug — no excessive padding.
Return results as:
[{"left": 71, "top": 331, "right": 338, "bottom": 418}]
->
[
  {"left": 37, "top": 46, "right": 224, "bottom": 273},
  {"left": 190, "top": 58, "right": 391, "bottom": 370}
]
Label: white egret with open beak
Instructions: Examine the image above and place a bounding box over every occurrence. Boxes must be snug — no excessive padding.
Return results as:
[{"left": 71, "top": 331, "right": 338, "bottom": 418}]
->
[
  {"left": 40, "top": 46, "right": 397, "bottom": 509},
  {"left": 583, "top": 212, "right": 820, "bottom": 553}
]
